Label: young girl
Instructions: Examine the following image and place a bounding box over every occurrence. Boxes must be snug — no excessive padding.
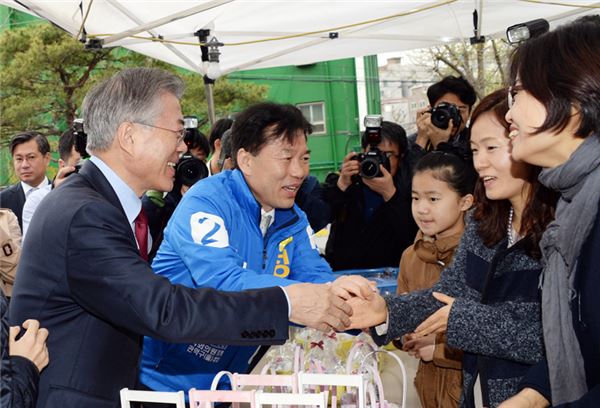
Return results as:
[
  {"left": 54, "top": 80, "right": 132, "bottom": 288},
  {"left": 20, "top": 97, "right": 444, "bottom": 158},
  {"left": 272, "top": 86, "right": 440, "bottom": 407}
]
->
[
  {"left": 348, "top": 88, "right": 557, "bottom": 408},
  {"left": 396, "top": 146, "right": 476, "bottom": 408}
]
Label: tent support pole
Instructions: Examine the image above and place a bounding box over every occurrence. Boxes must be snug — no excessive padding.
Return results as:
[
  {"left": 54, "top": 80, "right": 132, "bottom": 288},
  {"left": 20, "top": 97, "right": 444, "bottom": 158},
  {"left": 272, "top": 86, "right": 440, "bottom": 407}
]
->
[{"left": 204, "top": 76, "right": 216, "bottom": 127}]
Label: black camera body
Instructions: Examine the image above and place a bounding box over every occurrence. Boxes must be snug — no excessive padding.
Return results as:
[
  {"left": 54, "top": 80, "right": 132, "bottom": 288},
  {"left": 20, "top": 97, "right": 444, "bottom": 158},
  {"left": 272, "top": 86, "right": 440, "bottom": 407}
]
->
[
  {"left": 66, "top": 119, "right": 90, "bottom": 176},
  {"left": 174, "top": 115, "right": 209, "bottom": 188},
  {"left": 175, "top": 153, "right": 208, "bottom": 188},
  {"left": 183, "top": 116, "right": 199, "bottom": 149},
  {"left": 72, "top": 119, "right": 90, "bottom": 160},
  {"left": 429, "top": 102, "right": 462, "bottom": 130},
  {"left": 354, "top": 150, "right": 390, "bottom": 179},
  {"left": 353, "top": 115, "right": 390, "bottom": 179}
]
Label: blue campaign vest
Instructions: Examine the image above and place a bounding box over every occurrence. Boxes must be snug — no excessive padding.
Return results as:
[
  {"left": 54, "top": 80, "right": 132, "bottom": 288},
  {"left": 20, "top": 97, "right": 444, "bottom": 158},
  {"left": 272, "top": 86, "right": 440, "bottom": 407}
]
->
[{"left": 139, "top": 170, "right": 333, "bottom": 393}]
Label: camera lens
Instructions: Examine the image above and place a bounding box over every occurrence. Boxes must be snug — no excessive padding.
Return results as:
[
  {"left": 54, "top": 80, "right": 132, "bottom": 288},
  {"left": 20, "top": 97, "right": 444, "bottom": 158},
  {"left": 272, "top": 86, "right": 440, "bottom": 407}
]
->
[
  {"left": 431, "top": 108, "right": 450, "bottom": 129},
  {"left": 176, "top": 156, "right": 208, "bottom": 187},
  {"left": 360, "top": 158, "right": 380, "bottom": 178},
  {"left": 430, "top": 103, "right": 462, "bottom": 130}
]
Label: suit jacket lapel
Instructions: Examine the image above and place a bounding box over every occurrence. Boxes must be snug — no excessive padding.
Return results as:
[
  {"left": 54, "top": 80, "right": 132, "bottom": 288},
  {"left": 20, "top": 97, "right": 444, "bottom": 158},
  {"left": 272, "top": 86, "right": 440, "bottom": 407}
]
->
[
  {"left": 15, "top": 183, "right": 25, "bottom": 208},
  {"left": 78, "top": 161, "right": 128, "bottom": 220}
]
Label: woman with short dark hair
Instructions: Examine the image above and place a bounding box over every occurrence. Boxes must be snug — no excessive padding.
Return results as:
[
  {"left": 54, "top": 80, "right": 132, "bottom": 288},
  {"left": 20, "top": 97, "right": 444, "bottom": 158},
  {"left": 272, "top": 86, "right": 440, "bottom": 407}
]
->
[{"left": 503, "top": 14, "right": 600, "bottom": 408}]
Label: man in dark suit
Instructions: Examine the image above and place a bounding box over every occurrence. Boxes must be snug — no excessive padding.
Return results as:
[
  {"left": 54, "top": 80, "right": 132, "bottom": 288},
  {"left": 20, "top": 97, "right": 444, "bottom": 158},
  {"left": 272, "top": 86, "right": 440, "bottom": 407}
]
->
[
  {"left": 9, "top": 68, "right": 366, "bottom": 408},
  {"left": 0, "top": 132, "right": 51, "bottom": 231}
]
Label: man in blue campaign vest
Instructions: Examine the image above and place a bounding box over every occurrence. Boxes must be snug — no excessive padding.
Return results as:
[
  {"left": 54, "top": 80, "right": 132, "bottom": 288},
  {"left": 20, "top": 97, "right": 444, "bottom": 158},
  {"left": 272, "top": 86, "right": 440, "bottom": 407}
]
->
[{"left": 140, "top": 102, "right": 368, "bottom": 395}]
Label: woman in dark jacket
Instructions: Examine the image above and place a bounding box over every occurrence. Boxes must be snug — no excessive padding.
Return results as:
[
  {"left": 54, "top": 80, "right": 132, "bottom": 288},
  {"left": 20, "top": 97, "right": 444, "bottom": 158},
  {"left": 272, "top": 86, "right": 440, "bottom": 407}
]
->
[
  {"left": 1, "top": 288, "right": 49, "bottom": 408},
  {"left": 502, "top": 15, "right": 600, "bottom": 407},
  {"left": 347, "top": 89, "right": 557, "bottom": 407}
]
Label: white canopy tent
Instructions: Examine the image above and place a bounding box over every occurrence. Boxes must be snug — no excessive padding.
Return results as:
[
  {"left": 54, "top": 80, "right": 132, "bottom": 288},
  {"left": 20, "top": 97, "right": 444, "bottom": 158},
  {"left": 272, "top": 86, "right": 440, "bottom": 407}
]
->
[
  {"left": 2, "top": 0, "right": 598, "bottom": 76},
  {"left": 2, "top": 0, "right": 598, "bottom": 123}
]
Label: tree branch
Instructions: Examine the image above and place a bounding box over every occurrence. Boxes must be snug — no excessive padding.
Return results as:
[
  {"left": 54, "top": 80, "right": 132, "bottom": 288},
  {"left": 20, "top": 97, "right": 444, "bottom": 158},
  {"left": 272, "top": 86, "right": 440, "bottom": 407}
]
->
[
  {"left": 435, "top": 53, "right": 466, "bottom": 79},
  {"left": 491, "top": 39, "right": 506, "bottom": 85},
  {"left": 75, "top": 50, "right": 109, "bottom": 89},
  {"left": 476, "top": 42, "right": 485, "bottom": 99}
]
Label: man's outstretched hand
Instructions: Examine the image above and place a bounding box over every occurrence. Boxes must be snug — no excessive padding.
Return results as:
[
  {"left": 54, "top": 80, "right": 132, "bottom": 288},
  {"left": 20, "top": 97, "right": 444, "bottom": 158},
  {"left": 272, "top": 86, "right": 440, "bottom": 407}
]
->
[{"left": 285, "top": 283, "right": 352, "bottom": 332}]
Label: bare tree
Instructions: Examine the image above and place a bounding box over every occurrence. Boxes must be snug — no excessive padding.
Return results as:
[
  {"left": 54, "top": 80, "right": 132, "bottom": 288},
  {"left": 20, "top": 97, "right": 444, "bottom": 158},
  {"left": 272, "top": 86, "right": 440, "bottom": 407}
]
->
[{"left": 417, "top": 37, "right": 512, "bottom": 99}]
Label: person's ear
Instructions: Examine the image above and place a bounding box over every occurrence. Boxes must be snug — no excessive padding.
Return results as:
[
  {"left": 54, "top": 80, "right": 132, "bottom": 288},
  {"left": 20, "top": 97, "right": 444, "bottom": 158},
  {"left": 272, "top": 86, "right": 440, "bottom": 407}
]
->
[
  {"left": 116, "top": 122, "right": 136, "bottom": 156},
  {"left": 42, "top": 152, "right": 51, "bottom": 168},
  {"left": 236, "top": 148, "right": 252, "bottom": 175},
  {"left": 214, "top": 138, "right": 222, "bottom": 152},
  {"left": 460, "top": 193, "right": 474, "bottom": 211},
  {"left": 58, "top": 159, "right": 65, "bottom": 169}
]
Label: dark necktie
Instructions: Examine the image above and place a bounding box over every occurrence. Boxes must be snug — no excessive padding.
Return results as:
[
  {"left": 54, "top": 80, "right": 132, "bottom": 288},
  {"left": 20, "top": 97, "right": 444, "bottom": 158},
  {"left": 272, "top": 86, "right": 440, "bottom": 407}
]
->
[{"left": 135, "top": 207, "right": 149, "bottom": 261}]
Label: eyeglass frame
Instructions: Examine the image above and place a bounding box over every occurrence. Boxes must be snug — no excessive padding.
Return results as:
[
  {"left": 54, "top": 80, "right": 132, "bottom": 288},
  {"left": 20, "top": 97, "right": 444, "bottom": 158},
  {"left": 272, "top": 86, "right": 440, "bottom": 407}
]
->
[{"left": 134, "top": 122, "right": 186, "bottom": 144}]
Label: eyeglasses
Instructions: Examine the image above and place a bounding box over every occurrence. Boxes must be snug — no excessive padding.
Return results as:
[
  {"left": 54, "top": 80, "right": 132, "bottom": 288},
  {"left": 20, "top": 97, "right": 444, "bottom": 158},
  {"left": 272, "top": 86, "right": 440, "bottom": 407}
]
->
[
  {"left": 508, "top": 85, "right": 523, "bottom": 109},
  {"left": 134, "top": 122, "right": 186, "bottom": 144}
]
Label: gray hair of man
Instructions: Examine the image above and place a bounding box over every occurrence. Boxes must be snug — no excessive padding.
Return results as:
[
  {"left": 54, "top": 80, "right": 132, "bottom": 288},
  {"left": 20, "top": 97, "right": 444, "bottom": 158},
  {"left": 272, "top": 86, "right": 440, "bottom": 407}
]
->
[{"left": 82, "top": 67, "right": 185, "bottom": 153}]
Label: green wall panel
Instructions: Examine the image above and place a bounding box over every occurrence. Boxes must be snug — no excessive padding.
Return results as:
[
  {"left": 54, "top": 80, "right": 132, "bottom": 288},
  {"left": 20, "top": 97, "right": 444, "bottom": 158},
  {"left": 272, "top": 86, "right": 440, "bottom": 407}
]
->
[{"left": 230, "top": 59, "right": 361, "bottom": 181}]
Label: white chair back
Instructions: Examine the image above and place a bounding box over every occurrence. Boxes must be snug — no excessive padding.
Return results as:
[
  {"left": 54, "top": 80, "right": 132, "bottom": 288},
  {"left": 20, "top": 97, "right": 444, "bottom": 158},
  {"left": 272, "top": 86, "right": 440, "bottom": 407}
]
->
[
  {"left": 233, "top": 372, "right": 298, "bottom": 393},
  {"left": 119, "top": 388, "right": 186, "bottom": 408},
  {"left": 255, "top": 391, "right": 328, "bottom": 408}
]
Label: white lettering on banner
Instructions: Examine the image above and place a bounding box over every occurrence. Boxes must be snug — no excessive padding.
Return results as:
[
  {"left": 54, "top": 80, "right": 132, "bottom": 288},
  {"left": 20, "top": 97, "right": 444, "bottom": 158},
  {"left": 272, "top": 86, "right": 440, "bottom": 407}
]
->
[
  {"left": 186, "top": 343, "right": 228, "bottom": 363},
  {"left": 190, "top": 212, "right": 229, "bottom": 248}
]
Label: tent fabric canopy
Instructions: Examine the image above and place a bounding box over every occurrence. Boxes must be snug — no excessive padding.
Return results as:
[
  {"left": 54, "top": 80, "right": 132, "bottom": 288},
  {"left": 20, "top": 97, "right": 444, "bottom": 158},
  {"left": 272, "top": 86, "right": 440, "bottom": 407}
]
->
[{"left": 2, "top": 0, "right": 598, "bottom": 76}]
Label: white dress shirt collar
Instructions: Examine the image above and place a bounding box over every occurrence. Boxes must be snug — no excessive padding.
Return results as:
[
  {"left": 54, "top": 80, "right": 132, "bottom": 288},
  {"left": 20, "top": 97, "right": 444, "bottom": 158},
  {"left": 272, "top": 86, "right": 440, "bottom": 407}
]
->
[
  {"left": 21, "top": 177, "right": 49, "bottom": 197},
  {"left": 89, "top": 156, "right": 141, "bottom": 229}
]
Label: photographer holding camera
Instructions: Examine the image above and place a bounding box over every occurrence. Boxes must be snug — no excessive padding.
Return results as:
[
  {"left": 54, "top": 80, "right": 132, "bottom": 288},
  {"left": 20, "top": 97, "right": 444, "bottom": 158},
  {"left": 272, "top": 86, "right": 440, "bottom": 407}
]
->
[
  {"left": 413, "top": 76, "right": 476, "bottom": 151},
  {"left": 393, "top": 76, "right": 477, "bottom": 209},
  {"left": 142, "top": 116, "right": 209, "bottom": 261},
  {"left": 324, "top": 118, "right": 418, "bottom": 271}
]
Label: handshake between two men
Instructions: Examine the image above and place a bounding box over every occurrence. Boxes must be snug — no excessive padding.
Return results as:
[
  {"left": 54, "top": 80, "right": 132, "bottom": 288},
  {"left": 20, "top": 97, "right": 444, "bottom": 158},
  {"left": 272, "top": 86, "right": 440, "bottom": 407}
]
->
[{"left": 285, "top": 275, "right": 389, "bottom": 332}]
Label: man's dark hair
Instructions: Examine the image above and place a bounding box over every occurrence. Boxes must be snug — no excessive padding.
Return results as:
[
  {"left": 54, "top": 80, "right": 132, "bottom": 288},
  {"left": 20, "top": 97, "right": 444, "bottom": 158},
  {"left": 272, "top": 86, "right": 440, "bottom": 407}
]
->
[
  {"left": 184, "top": 128, "right": 210, "bottom": 156},
  {"left": 218, "top": 129, "right": 233, "bottom": 168},
  {"left": 9, "top": 131, "right": 50, "bottom": 156},
  {"left": 509, "top": 15, "right": 600, "bottom": 138},
  {"left": 58, "top": 129, "right": 79, "bottom": 162},
  {"left": 230, "top": 102, "right": 312, "bottom": 167},
  {"left": 427, "top": 76, "right": 477, "bottom": 109},
  {"left": 361, "top": 121, "right": 408, "bottom": 157},
  {"left": 208, "top": 118, "right": 234, "bottom": 154}
]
